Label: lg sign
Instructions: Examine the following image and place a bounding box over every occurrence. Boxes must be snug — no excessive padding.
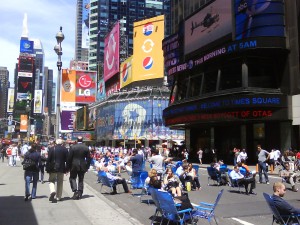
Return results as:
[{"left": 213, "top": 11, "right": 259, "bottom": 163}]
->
[{"left": 78, "top": 75, "right": 92, "bottom": 96}]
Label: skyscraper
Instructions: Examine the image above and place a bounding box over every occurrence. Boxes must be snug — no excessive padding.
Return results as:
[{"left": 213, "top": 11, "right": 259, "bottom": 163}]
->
[
  {"left": 0, "top": 67, "right": 9, "bottom": 119},
  {"left": 87, "top": 0, "right": 171, "bottom": 72}
]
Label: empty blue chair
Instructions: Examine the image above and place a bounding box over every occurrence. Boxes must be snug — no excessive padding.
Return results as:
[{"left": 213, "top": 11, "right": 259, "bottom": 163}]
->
[
  {"left": 207, "top": 167, "right": 221, "bottom": 186},
  {"left": 194, "top": 189, "right": 224, "bottom": 225},
  {"left": 192, "top": 165, "right": 200, "bottom": 177}
]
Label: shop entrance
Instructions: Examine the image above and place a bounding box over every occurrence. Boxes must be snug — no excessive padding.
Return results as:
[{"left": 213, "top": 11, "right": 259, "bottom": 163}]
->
[{"left": 215, "top": 125, "right": 241, "bottom": 164}]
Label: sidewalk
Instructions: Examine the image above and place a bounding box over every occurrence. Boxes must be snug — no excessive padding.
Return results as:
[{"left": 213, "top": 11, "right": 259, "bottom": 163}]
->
[{"left": 0, "top": 161, "right": 141, "bottom": 225}]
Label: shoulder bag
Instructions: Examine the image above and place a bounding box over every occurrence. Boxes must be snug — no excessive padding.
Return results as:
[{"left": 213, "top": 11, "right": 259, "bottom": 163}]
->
[{"left": 22, "top": 153, "right": 37, "bottom": 171}]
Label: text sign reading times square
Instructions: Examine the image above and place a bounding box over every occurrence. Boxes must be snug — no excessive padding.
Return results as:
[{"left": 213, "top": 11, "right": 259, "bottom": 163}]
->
[{"left": 163, "top": 94, "right": 288, "bottom": 125}]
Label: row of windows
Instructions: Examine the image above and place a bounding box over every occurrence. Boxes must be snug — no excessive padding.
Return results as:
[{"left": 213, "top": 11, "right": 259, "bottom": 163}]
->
[{"left": 171, "top": 56, "right": 283, "bottom": 102}]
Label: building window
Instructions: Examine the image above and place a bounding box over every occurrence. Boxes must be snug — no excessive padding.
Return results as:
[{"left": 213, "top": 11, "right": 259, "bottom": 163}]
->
[
  {"left": 187, "top": 73, "right": 203, "bottom": 97},
  {"left": 202, "top": 70, "right": 218, "bottom": 94},
  {"left": 219, "top": 61, "right": 242, "bottom": 91}
]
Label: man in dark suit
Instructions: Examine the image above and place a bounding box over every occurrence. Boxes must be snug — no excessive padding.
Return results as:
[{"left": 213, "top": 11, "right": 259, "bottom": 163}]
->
[
  {"left": 46, "top": 138, "right": 69, "bottom": 202},
  {"left": 67, "top": 136, "right": 91, "bottom": 200}
]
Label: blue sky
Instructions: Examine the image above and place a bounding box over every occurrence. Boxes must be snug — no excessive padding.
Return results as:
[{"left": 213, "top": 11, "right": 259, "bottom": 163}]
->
[{"left": 0, "top": 0, "right": 76, "bottom": 85}]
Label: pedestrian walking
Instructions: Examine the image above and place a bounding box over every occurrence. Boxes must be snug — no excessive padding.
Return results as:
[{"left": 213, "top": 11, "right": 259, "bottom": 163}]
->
[
  {"left": 22, "top": 143, "right": 41, "bottom": 201},
  {"left": 46, "top": 138, "right": 69, "bottom": 202},
  {"left": 197, "top": 148, "right": 203, "bottom": 164},
  {"left": 67, "top": 136, "right": 91, "bottom": 200}
]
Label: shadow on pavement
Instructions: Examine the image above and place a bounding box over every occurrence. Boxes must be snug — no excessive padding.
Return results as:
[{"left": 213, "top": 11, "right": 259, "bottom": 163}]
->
[{"left": 0, "top": 196, "right": 38, "bottom": 225}]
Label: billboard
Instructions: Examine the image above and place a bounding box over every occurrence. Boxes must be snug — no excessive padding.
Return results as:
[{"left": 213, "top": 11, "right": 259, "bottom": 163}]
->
[
  {"left": 33, "top": 90, "right": 42, "bottom": 114},
  {"left": 82, "top": 0, "right": 90, "bottom": 48},
  {"left": 61, "top": 69, "right": 76, "bottom": 104},
  {"left": 76, "top": 106, "right": 87, "bottom": 130},
  {"left": 20, "top": 114, "right": 28, "bottom": 132},
  {"left": 75, "top": 71, "right": 96, "bottom": 103},
  {"left": 234, "top": 0, "right": 285, "bottom": 40},
  {"left": 133, "top": 15, "right": 164, "bottom": 82},
  {"left": 61, "top": 110, "right": 76, "bottom": 132},
  {"left": 20, "top": 39, "right": 34, "bottom": 53},
  {"left": 17, "top": 77, "right": 32, "bottom": 100},
  {"left": 184, "top": 0, "right": 232, "bottom": 55},
  {"left": 103, "top": 21, "right": 120, "bottom": 82},
  {"left": 88, "top": 107, "right": 96, "bottom": 129},
  {"left": 97, "top": 78, "right": 106, "bottom": 101},
  {"left": 96, "top": 99, "right": 185, "bottom": 141},
  {"left": 120, "top": 56, "right": 133, "bottom": 88},
  {"left": 7, "top": 88, "right": 14, "bottom": 113}
]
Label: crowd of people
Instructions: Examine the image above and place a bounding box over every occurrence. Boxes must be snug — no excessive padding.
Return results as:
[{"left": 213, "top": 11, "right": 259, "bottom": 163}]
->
[{"left": 1, "top": 139, "right": 300, "bottom": 222}]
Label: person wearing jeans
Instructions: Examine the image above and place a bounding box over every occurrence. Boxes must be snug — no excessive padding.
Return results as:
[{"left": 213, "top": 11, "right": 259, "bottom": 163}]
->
[{"left": 257, "top": 145, "right": 270, "bottom": 184}]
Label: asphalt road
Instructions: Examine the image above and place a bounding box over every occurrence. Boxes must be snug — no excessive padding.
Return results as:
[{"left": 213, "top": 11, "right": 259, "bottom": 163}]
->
[{"left": 84, "top": 165, "right": 300, "bottom": 225}]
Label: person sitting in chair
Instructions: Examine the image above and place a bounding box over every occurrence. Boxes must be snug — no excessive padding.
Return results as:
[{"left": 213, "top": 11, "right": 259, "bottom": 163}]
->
[
  {"left": 279, "top": 162, "right": 299, "bottom": 192},
  {"left": 102, "top": 166, "right": 132, "bottom": 195},
  {"left": 272, "top": 182, "right": 300, "bottom": 220},
  {"left": 229, "top": 166, "right": 256, "bottom": 195},
  {"left": 163, "top": 168, "right": 182, "bottom": 197}
]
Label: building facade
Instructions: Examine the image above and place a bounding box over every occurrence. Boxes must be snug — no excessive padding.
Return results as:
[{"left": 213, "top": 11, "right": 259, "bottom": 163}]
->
[
  {"left": 87, "top": 0, "right": 171, "bottom": 72},
  {"left": 163, "top": 0, "right": 300, "bottom": 164},
  {"left": 0, "top": 67, "right": 9, "bottom": 119}
]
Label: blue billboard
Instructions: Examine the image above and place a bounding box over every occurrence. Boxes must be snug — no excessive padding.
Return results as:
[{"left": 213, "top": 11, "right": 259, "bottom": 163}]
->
[
  {"left": 20, "top": 39, "right": 34, "bottom": 53},
  {"left": 96, "top": 99, "right": 184, "bottom": 141},
  {"left": 234, "top": 0, "right": 285, "bottom": 40}
]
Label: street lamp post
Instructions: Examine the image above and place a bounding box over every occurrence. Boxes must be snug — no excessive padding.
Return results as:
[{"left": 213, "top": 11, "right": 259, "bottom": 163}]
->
[
  {"left": 26, "top": 98, "right": 34, "bottom": 143},
  {"left": 54, "top": 26, "right": 64, "bottom": 139}
]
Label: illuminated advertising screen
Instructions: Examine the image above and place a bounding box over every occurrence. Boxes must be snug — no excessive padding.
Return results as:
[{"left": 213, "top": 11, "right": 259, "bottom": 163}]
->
[
  {"left": 184, "top": 0, "right": 232, "bottom": 55},
  {"left": 97, "top": 78, "right": 106, "bottom": 101},
  {"left": 82, "top": 0, "right": 90, "bottom": 48},
  {"left": 88, "top": 107, "right": 96, "bottom": 129},
  {"left": 234, "top": 0, "right": 285, "bottom": 40},
  {"left": 96, "top": 99, "right": 185, "bottom": 141},
  {"left": 75, "top": 70, "right": 96, "bottom": 103},
  {"left": 20, "top": 114, "right": 28, "bottom": 132},
  {"left": 7, "top": 88, "right": 14, "bottom": 113},
  {"left": 33, "top": 90, "right": 42, "bottom": 114},
  {"left": 76, "top": 106, "right": 87, "bottom": 130},
  {"left": 103, "top": 22, "right": 120, "bottom": 82},
  {"left": 120, "top": 56, "right": 133, "bottom": 88},
  {"left": 133, "top": 15, "right": 164, "bottom": 82},
  {"left": 163, "top": 94, "right": 288, "bottom": 126},
  {"left": 61, "top": 69, "right": 76, "bottom": 105},
  {"left": 61, "top": 110, "right": 76, "bottom": 132},
  {"left": 17, "top": 77, "right": 32, "bottom": 100},
  {"left": 20, "top": 39, "right": 34, "bottom": 53}
]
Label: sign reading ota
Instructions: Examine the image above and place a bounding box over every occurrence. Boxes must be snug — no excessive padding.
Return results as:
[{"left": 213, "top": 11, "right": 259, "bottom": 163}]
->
[{"left": 75, "top": 71, "right": 96, "bottom": 103}]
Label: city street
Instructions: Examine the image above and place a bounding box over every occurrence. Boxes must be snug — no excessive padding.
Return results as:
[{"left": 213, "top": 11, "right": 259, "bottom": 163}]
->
[{"left": 1, "top": 160, "right": 300, "bottom": 225}]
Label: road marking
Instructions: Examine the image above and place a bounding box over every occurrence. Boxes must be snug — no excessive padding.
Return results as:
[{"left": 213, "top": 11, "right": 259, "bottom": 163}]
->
[{"left": 232, "top": 217, "right": 255, "bottom": 225}]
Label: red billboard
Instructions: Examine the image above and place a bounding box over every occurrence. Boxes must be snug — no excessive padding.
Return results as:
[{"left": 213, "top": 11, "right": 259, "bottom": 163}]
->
[
  {"left": 75, "top": 71, "right": 97, "bottom": 103},
  {"left": 103, "top": 21, "right": 120, "bottom": 82}
]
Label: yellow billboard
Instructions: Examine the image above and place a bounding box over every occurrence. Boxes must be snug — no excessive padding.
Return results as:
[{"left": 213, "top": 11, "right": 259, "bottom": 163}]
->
[
  {"left": 20, "top": 114, "right": 28, "bottom": 132},
  {"left": 120, "top": 56, "right": 133, "bottom": 88},
  {"left": 61, "top": 69, "right": 76, "bottom": 104},
  {"left": 133, "top": 15, "right": 164, "bottom": 82}
]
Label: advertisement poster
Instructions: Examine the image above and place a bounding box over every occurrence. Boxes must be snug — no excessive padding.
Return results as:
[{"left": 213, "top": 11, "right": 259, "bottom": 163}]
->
[
  {"left": 33, "top": 90, "right": 42, "bottom": 114},
  {"left": 75, "top": 71, "right": 96, "bottom": 103},
  {"left": 61, "top": 110, "right": 76, "bottom": 132}
]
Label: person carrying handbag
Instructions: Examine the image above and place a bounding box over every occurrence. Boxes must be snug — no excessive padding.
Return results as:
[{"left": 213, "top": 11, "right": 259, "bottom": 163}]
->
[{"left": 46, "top": 138, "right": 69, "bottom": 202}]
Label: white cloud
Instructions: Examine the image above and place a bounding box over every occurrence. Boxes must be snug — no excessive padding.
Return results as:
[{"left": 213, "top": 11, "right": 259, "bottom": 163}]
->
[{"left": 0, "top": 0, "right": 76, "bottom": 85}]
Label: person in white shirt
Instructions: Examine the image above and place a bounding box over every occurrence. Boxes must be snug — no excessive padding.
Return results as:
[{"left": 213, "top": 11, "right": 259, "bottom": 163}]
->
[
  {"left": 11, "top": 143, "right": 18, "bottom": 166},
  {"left": 229, "top": 166, "right": 256, "bottom": 195},
  {"left": 237, "top": 149, "right": 248, "bottom": 163},
  {"left": 269, "top": 149, "right": 276, "bottom": 174}
]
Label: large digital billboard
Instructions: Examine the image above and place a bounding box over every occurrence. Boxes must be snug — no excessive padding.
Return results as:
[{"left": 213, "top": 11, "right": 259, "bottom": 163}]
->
[
  {"left": 33, "top": 90, "right": 43, "bottom": 114},
  {"left": 17, "top": 77, "right": 32, "bottom": 100},
  {"left": 120, "top": 56, "right": 133, "bottom": 88},
  {"left": 133, "top": 15, "right": 164, "bottom": 82},
  {"left": 234, "top": 0, "right": 285, "bottom": 40},
  {"left": 103, "top": 22, "right": 120, "bottom": 82},
  {"left": 97, "top": 78, "right": 106, "bottom": 101},
  {"left": 61, "top": 69, "right": 76, "bottom": 105},
  {"left": 20, "top": 39, "right": 34, "bottom": 53},
  {"left": 75, "top": 71, "right": 96, "bottom": 103},
  {"left": 184, "top": 0, "right": 232, "bottom": 55},
  {"left": 61, "top": 110, "right": 76, "bottom": 132},
  {"left": 96, "top": 99, "right": 185, "bottom": 141},
  {"left": 82, "top": 0, "right": 90, "bottom": 48},
  {"left": 7, "top": 88, "right": 14, "bottom": 113}
]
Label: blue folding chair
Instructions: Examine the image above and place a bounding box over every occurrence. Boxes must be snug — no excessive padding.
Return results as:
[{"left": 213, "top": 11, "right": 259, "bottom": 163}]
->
[
  {"left": 263, "top": 193, "right": 300, "bottom": 225},
  {"left": 228, "top": 169, "right": 243, "bottom": 193},
  {"left": 97, "top": 171, "right": 115, "bottom": 194},
  {"left": 193, "top": 189, "right": 224, "bottom": 225},
  {"left": 150, "top": 188, "right": 163, "bottom": 224},
  {"left": 207, "top": 167, "right": 221, "bottom": 186},
  {"left": 192, "top": 165, "right": 200, "bottom": 177},
  {"left": 156, "top": 190, "right": 195, "bottom": 225}
]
